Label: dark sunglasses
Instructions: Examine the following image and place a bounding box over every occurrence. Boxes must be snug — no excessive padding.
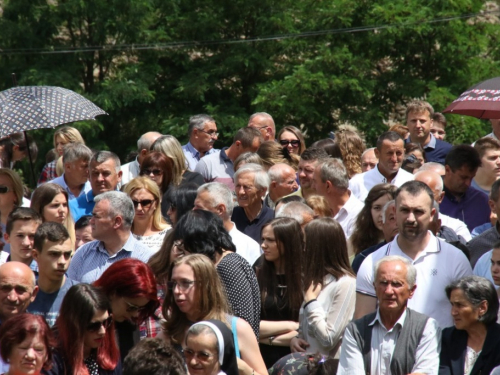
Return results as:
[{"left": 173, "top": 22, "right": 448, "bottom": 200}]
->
[
  {"left": 279, "top": 140, "right": 300, "bottom": 148},
  {"left": 132, "top": 199, "right": 154, "bottom": 208},
  {"left": 0, "top": 185, "right": 10, "bottom": 194},
  {"left": 87, "top": 316, "right": 113, "bottom": 332},
  {"left": 141, "top": 169, "right": 163, "bottom": 176}
]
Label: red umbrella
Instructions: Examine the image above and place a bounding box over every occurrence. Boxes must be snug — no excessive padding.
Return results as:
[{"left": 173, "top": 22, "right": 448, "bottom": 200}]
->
[{"left": 443, "top": 77, "right": 500, "bottom": 119}]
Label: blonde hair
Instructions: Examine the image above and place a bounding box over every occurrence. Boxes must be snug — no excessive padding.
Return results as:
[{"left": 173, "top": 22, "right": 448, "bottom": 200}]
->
[
  {"left": 123, "top": 176, "right": 168, "bottom": 231},
  {"left": 277, "top": 126, "right": 306, "bottom": 155},
  {"left": 55, "top": 156, "right": 64, "bottom": 176},
  {"left": 30, "top": 183, "right": 76, "bottom": 245},
  {"left": 53, "top": 126, "right": 85, "bottom": 148},
  {"left": 306, "top": 195, "right": 331, "bottom": 218},
  {"left": 151, "top": 135, "right": 186, "bottom": 185},
  {"left": 0, "top": 169, "right": 24, "bottom": 207},
  {"left": 256, "top": 141, "right": 300, "bottom": 170},
  {"left": 334, "top": 125, "right": 365, "bottom": 178}
]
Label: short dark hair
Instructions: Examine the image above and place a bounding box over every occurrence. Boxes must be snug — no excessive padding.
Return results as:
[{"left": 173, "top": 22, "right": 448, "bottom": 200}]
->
[
  {"left": 91, "top": 150, "right": 121, "bottom": 170},
  {"left": 34, "top": 222, "right": 70, "bottom": 253},
  {"left": 376, "top": 131, "right": 403, "bottom": 150},
  {"left": 6, "top": 207, "right": 42, "bottom": 235},
  {"left": 396, "top": 181, "right": 434, "bottom": 210},
  {"left": 445, "top": 276, "right": 499, "bottom": 326},
  {"left": 233, "top": 127, "right": 263, "bottom": 148},
  {"left": 474, "top": 137, "right": 500, "bottom": 159},
  {"left": 445, "top": 145, "right": 481, "bottom": 172},
  {"left": 300, "top": 147, "right": 330, "bottom": 162},
  {"left": 123, "top": 338, "right": 186, "bottom": 375},
  {"left": 432, "top": 112, "right": 447, "bottom": 127},
  {"left": 75, "top": 215, "right": 92, "bottom": 230}
]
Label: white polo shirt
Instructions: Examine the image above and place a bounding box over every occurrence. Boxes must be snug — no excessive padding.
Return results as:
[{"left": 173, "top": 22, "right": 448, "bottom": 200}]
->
[
  {"left": 356, "top": 233, "right": 472, "bottom": 328},
  {"left": 334, "top": 191, "right": 364, "bottom": 239},
  {"left": 228, "top": 223, "right": 262, "bottom": 265},
  {"left": 349, "top": 165, "right": 414, "bottom": 202}
]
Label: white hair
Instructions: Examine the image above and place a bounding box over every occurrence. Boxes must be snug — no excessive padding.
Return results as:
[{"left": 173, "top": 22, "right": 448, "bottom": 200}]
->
[
  {"left": 276, "top": 202, "right": 314, "bottom": 224},
  {"left": 197, "top": 182, "right": 234, "bottom": 218},
  {"left": 374, "top": 255, "right": 417, "bottom": 288}
]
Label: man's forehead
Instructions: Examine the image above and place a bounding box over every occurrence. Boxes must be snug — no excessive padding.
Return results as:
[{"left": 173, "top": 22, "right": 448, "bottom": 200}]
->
[
  {"left": 43, "top": 238, "right": 73, "bottom": 253},
  {"left": 299, "top": 159, "right": 317, "bottom": 168},
  {"left": 407, "top": 109, "right": 431, "bottom": 119},
  {"left": 91, "top": 159, "right": 117, "bottom": 171},
  {"left": 397, "top": 191, "right": 431, "bottom": 206},
  {"left": 492, "top": 248, "right": 500, "bottom": 261},
  {"left": 376, "top": 261, "right": 407, "bottom": 278},
  {"left": 236, "top": 172, "right": 255, "bottom": 183}
]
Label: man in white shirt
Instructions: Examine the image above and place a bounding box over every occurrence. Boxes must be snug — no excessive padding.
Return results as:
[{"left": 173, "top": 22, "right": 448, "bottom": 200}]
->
[
  {"left": 312, "top": 158, "right": 363, "bottom": 239},
  {"left": 120, "top": 131, "right": 162, "bottom": 186},
  {"left": 194, "top": 182, "right": 262, "bottom": 265},
  {"left": 265, "top": 163, "right": 298, "bottom": 209},
  {"left": 350, "top": 131, "right": 414, "bottom": 202},
  {"left": 414, "top": 170, "right": 471, "bottom": 241},
  {"left": 355, "top": 180, "right": 472, "bottom": 328},
  {"left": 338, "top": 256, "right": 441, "bottom": 375}
]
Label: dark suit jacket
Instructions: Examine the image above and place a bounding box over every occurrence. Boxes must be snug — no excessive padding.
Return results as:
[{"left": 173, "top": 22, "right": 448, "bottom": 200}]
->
[{"left": 439, "top": 323, "right": 500, "bottom": 375}]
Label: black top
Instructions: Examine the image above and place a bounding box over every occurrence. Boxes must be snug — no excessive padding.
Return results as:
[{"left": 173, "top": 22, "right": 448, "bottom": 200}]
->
[
  {"left": 351, "top": 241, "right": 386, "bottom": 274},
  {"left": 161, "top": 170, "right": 205, "bottom": 217},
  {"left": 259, "top": 274, "right": 294, "bottom": 368},
  {"left": 115, "top": 320, "right": 140, "bottom": 361},
  {"left": 231, "top": 205, "right": 275, "bottom": 244},
  {"left": 43, "top": 350, "right": 122, "bottom": 375},
  {"left": 217, "top": 252, "right": 261, "bottom": 338}
]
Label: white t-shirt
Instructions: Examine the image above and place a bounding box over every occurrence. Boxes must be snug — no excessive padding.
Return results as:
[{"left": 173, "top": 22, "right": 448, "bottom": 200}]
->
[
  {"left": 356, "top": 233, "right": 472, "bottom": 328},
  {"left": 439, "top": 213, "right": 472, "bottom": 242},
  {"left": 349, "top": 165, "right": 414, "bottom": 202},
  {"left": 229, "top": 223, "right": 262, "bottom": 265}
]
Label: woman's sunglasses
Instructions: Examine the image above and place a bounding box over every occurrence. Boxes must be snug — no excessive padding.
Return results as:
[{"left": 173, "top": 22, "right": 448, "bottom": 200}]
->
[
  {"left": 279, "top": 140, "right": 300, "bottom": 148},
  {"left": 87, "top": 316, "right": 113, "bottom": 332},
  {"left": 141, "top": 169, "right": 163, "bottom": 176},
  {"left": 132, "top": 199, "right": 154, "bottom": 208}
]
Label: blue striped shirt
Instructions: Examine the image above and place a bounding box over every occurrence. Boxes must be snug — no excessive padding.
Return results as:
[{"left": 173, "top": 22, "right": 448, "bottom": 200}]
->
[{"left": 67, "top": 233, "right": 155, "bottom": 283}]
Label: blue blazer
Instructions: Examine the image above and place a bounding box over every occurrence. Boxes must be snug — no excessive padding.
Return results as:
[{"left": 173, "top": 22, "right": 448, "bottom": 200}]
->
[{"left": 439, "top": 323, "right": 500, "bottom": 375}]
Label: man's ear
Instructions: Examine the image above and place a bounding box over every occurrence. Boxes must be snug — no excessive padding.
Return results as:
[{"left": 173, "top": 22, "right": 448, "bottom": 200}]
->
[
  {"left": 374, "top": 148, "right": 380, "bottom": 159},
  {"left": 3, "top": 233, "right": 10, "bottom": 244},
  {"left": 408, "top": 284, "right": 417, "bottom": 299},
  {"left": 32, "top": 250, "right": 39, "bottom": 261}
]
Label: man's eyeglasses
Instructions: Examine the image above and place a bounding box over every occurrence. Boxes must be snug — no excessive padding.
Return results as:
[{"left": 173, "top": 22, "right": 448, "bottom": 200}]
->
[
  {"left": 198, "top": 129, "right": 219, "bottom": 138},
  {"left": 141, "top": 169, "right": 163, "bottom": 176},
  {"left": 167, "top": 280, "right": 196, "bottom": 291},
  {"left": 87, "top": 316, "right": 113, "bottom": 332},
  {"left": 279, "top": 140, "right": 300, "bottom": 148},
  {"left": 124, "top": 300, "right": 148, "bottom": 313},
  {"left": 132, "top": 199, "right": 154, "bottom": 208},
  {"left": 0, "top": 185, "right": 11, "bottom": 194}
]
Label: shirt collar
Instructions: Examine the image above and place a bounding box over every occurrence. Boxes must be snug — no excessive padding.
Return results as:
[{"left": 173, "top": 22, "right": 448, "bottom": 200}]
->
[
  {"left": 220, "top": 147, "right": 231, "bottom": 162},
  {"left": 97, "top": 232, "right": 136, "bottom": 256},
  {"left": 369, "top": 308, "right": 408, "bottom": 332},
  {"left": 185, "top": 142, "right": 200, "bottom": 159},
  {"left": 424, "top": 133, "right": 437, "bottom": 149}
]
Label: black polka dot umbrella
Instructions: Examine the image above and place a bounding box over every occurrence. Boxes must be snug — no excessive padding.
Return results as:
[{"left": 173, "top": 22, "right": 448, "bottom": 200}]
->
[{"left": 0, "top": 86, "right": 107, "bottom": 137}]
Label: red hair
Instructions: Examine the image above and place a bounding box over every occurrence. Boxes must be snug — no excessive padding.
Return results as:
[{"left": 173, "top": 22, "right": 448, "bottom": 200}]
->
[
  {"left": 0, "top": 313, "right": 55, "bottom": 369},
  {"left": 94, "top": 258, "right": 159, "bottom": 323},
  {"left": 56, "top": 284, "right": 119, "bottom": 374}
]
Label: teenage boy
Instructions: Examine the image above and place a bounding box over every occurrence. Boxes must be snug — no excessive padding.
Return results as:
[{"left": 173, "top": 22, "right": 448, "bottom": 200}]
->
[{"left": 27, "top": 222, "right": 77, "bottom": 326}]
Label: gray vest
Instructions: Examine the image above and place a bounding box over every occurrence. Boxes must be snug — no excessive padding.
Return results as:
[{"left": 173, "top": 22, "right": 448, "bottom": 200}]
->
[{"left": 349, "top": 308, "right": 429, "bottom": 375}]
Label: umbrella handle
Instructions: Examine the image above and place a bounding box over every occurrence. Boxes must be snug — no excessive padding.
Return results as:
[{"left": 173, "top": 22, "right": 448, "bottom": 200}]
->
[{"left": 23, "top": 131, "right": 37, "bottom": 186}]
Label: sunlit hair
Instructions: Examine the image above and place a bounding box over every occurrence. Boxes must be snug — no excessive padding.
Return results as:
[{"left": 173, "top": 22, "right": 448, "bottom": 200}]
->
[
  {"left": 474, "top": 137, "right": 500, "bottom": 159},
  {"left": 334, "top": 125, "right": 365, "bottom": 178},
  {"left": 30, "top": 183, "right": 75, "bottom": 244},
  {"left": 405, "top": 142, "right": 426, "bottom": 162},
  {"left": 162, "top": 254, "right": 230, "bottom": 344},
  {"left": 55, "top": 284, "right": 119, "bottom": 374},
  {"left": 53, "top": 126, "right": 85, "bottom": 148},
  {"left": 310, "top": 139, "right": 342, "bottom": 159},
  {"left": 124, "top": 176, "right": 168, "bottom": 231},
  {"left": 0, "top": 168, "right": 24, "bottom": 207},
  {"left": 305, "top": 195, "right": 331, "bottom": 218},
  {"left": 256, "top": 218, "right": 304, "bottom": 321},
  {"left": 5, "top": 207, "right": 42, "bottom": 235},
  {"left": 0, "top": 132, "right": 38, "bottom": 165},
  {"left": 388, "top": 124, "right": 409, "bottom": 140},
  {"left": 0, "top": 313, "right": 55, "bottom": 370},
  {"left": 94, "top": 259, "right": 160, "bottom": 324},
  {"left": 277, "top": 126, "right": 306, "bottom": 155},
  {"left": 257, "top": 141, "right": 300, "bottom": 170},
  {"left": 151, "top": 135, "right": 187, "bottom": 185},
  {"left": 233, "top": 152, "right": 264, "bottom": 172},
  {"left": 140, "top": 152, "right": 174, "bottom": 194},
  {"left": 148, "top": 230, "right": 175, "bottom": 284},
  {"left": 405, "top": 100, "right": 434, "bottom": 119},
  {"left": 303, "top": 218, "right": 354, "bottom": 289},
  {"left": 350, "top": 183, "right": 397, "bottom": 255}
]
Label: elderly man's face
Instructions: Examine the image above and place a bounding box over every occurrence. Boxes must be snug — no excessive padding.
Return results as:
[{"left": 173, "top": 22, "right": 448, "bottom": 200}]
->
[
  {"left": 0, "top": 266, "right": 37, "bottom": 321},
  {"left": 235, "top": 172, "right": 265, "bottom": 209},
  {"left": 374, "top": 260, "right": 415, "bottom": 314},
  {"left": 90, "top": 200, "right": 115, "bottom": 240}
]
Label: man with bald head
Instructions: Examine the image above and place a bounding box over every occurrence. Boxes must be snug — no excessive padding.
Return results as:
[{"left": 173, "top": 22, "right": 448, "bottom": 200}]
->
[
  {"left": 121, "top": 131, "right": 162, "bottom": 186},
  {"left": 247, "top": 112, "right": 276, "bottom": 142},
  {"left": 265, "top": 163, "right": 299, "bottom": 208},
  {"left": 360, "top": 147, "right": 378, "bottom": 172},
  {"left": 414, "top": 170, "right": 471, "bottom": 241}
]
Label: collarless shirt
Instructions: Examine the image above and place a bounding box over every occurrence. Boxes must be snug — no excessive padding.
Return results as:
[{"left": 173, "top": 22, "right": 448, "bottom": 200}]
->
[
  {"left": 66, "top": 233, "right": 155, "bottom": 283},
  {"left": 356, "top": 233, "right": 472, "bottom": 328},
  {"left": 440, "top": 185, "right": 490, "bottom": 232},
  {"left": 69, "top": 189, "right": 96, "bottom": 222},
  {"left": 51, "top": 174, "right": 91, "bottom": 201},
  {"left": 228, "top": 223, "right": 262, "bottom": 265},
  {"left": 182, "top": 141, "right": 220, "bottom": 171},
  {"left": 349, "top": 166, "right": 414, "bottom": 202},
  {"left": 334, "top": 191, "right": 364, "bottom": 239},
  {"left": 231, "top": 205, "right": 275, "bottom": 244}
]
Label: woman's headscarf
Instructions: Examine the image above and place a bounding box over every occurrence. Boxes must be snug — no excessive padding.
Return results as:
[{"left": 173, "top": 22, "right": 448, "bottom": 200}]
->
[{"left": 189, "top": 319, "right": 239, "bottom": 375}]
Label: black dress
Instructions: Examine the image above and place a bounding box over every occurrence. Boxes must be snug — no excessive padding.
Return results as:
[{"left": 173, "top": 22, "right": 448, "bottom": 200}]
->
[{"left": 259, "top": 274, "right": 293, "bottom": 369}]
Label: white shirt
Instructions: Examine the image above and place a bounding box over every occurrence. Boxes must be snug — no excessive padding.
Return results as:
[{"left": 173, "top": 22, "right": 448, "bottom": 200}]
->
[
  {"left": 349, "top": 165, "right": 414, "bottom": 202},
  {"left": 120, "top": 158, "right": 140, "bottom": 186},
  {"left": 356, "top": 233, "right": 472, "bottom": 328},
  {"left": 334, "top": 191, "right": 364, "bottom": 239},
  {"left": 298, "top": 274, "right": 356, "bottom": 357},
  {"left": 228, "top": 223, "right": 262, "bottom": 265},
  {"left": 473, "top": 249, "right": 495, "bottom": 285},
  {"left": 338, "top": 309, "right": 441, "bottom": 375},
  {"left": 439, "top": 213, "right": 472, "bottom": 241}
]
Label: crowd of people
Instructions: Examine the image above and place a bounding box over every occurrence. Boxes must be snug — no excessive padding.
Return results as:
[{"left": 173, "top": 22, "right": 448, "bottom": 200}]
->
[{"left": 1, "top": 100, "right": 500, "bottom": 375}]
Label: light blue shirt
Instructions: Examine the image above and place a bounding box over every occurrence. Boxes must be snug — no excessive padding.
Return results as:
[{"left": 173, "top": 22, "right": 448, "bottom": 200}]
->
[
  {"left": 67, "top": 233, "right": 155, "bottom": 283},
  {"left": 68, "top": 190, "right": 95, "bottom": 222},
  {"left": 182, "top": 141, "right": 220, "bottom": 171},
  {"left": 51, "top": 174, "right": 91, "bottom": 201},
  {"left": 473, "top": 249, "right": 495, "bottom": 285}
]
